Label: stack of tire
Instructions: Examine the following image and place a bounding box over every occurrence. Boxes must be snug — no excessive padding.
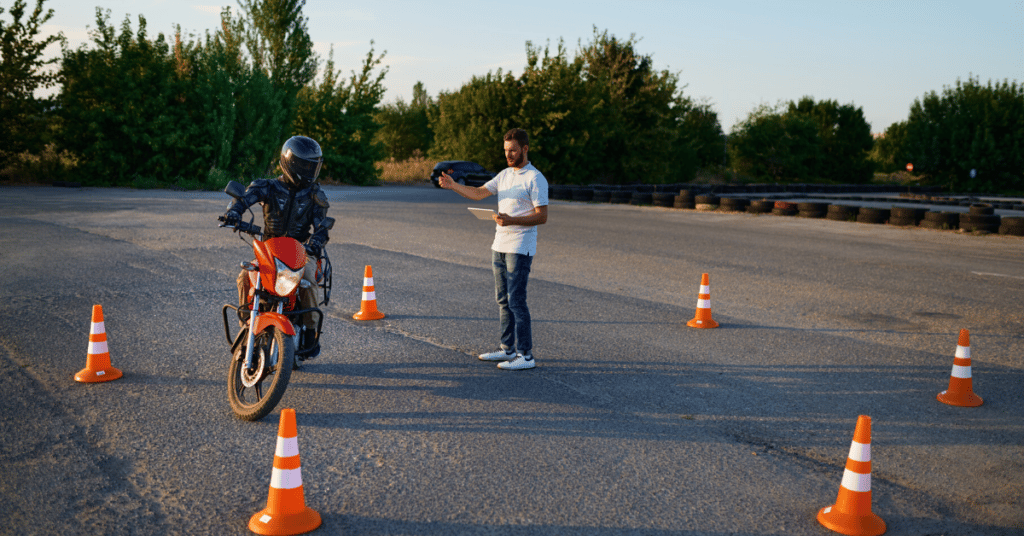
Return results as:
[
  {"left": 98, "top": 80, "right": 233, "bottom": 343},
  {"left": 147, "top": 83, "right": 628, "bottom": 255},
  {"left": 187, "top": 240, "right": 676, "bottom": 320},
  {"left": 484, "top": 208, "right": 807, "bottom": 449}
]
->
[
  {"left": 719, "top": 197, "right": 749, "bottom": 212},
  {"left": 631, "top": 191, "right": 654, "bottom": 205},
  {"left": 747, "top": 199, "right": 774, "bottom": 214},
  {"left": 999, "top": 216, "right": 1024, "bottom": 236},
  {"left": 674, "top": 190, "right": 695, "bottom": 209},
  {"left": 797, "top": 202, "right": 828, "bottom": 218},
  {"left": 592, "top": 187, "right": 612, "bottom": 203},
  {"left": 694, "top": 194, "right": 720, "bottom": 210},
  {"left": 920, "top": 211, "right": 959, "bottom": 230},
  {"left": 651, "top": 192, "right": 675, "bottom": 207},
  {"left": 960, "top": 204, "right": 1000, "bottom": 233},
  {"left": 889, "top": 206, "right": 928, "bottom": 226},
  {"left": 609, "top": 189, "right": 632, "bottom": 204},
  {"left": 856, "top": 207, "right": 890, "bottom": 224},
  {"left": 826, "top": 204, "right": 858, "bottom": 222},
  {"left": 550, "top": 185, "right": 573, "bottom": 200},
  {"left": 772, "top": 201, "right": 797, "bottom": 216},
  {"left": 572, "top": 187, "right": 594, "bottom": 202}
]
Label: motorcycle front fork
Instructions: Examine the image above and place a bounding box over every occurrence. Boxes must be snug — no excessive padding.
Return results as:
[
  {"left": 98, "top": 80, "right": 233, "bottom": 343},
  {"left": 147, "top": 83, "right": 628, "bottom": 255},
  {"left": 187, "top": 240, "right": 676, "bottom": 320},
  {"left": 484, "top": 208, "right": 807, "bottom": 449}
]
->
[{"left": 243, "top": 276, "right": 283, "bottom": 370}]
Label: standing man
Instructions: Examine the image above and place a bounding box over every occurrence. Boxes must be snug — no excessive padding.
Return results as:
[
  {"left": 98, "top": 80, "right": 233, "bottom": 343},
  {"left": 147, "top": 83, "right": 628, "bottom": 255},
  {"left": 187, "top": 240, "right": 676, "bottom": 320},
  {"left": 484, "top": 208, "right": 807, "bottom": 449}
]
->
[{"left": 438, "top": 128, "right": 548, "bottom": 370}]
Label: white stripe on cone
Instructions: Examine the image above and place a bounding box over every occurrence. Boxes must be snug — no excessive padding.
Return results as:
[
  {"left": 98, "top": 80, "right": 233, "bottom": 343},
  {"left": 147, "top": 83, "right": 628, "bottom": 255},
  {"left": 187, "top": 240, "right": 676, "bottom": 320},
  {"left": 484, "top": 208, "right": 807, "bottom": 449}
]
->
[
  {"left": 840, "top": 470, "right": 871, "bottom": 493},
  {"left": 270, "top": 467, "right": 303, "bottom": 489},
  {"left": 362, "top": 291, "right": 376, "bottom": 301},
  {"left": 276, "top": 436, "right": 299, "bottom": 458},
  {"left": 88, "top": 340, "right": 108, "bottom": 354},
  {"left": 955, "top": 345, "right": 970, "bottom": 359},
  {"left": 697, "top": 299, "right": 710, "bottom": 308},
  {"left": 91, "top": 322, "right": 105, "bottom": 335},
  {"left": 847, "top": 440, "right": 870, "bottom": 462},
  {"left": 951, "top": 364, "right": 972, "bottom": 379},
  {"left": 363, "top": 277, "right": 374, "bottom": 286},
  {"left": 700, "top": 285, "right": 710, "bottom": 294}
]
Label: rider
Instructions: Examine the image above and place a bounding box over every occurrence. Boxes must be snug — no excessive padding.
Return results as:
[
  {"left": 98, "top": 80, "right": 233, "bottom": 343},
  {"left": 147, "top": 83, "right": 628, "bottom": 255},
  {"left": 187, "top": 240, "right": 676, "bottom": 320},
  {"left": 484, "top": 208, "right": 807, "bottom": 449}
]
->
[{"left": 222, "top": 135, "right": 331, "bottom": 358}]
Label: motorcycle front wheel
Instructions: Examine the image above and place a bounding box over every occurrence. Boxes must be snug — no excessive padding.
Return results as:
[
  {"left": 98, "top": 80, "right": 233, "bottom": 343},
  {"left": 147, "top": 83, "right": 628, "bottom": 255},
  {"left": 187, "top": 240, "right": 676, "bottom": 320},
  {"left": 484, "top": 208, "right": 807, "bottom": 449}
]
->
[{"left": 227, "top": 327, "right": 293, "bottom": 421}]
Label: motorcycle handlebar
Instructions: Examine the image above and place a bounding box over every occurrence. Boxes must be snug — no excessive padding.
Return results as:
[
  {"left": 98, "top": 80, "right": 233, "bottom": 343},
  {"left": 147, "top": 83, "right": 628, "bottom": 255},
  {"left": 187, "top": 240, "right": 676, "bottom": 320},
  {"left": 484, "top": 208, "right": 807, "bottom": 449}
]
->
[{"left": 217, "top": 216, "right": 262, "bottom": 236}]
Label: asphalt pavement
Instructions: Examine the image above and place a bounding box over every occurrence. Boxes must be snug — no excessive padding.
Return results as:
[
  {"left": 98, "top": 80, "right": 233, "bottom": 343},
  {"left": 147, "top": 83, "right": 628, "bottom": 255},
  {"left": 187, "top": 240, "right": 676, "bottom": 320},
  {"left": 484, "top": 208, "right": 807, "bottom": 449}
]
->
[{"left": 0, "top": 183, "right": 1021, "bottom": 535}]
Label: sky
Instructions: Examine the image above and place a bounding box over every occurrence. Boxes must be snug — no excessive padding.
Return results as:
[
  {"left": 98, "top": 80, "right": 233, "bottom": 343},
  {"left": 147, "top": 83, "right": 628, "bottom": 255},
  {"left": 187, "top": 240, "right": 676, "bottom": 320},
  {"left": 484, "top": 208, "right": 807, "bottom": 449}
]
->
[{"left": 37, "top": 0, "right": 1023, "bottom": 133}]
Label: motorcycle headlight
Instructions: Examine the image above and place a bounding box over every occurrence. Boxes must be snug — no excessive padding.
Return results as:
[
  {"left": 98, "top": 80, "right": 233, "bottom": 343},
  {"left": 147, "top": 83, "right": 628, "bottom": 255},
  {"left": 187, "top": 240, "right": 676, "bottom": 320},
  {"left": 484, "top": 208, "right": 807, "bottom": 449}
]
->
[{"left": 274, "top": 258, "right": 303, "bottom": 296}]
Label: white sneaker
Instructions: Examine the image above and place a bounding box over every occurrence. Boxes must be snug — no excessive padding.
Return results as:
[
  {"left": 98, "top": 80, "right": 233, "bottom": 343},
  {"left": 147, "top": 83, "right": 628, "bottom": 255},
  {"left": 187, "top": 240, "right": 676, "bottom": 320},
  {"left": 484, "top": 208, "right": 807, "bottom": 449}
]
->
[
  {"left": 478, "top": 349, "right": 516, "bottom": 361},
  {"left": 498, "top": 354, "right": 536, "bottom": 370}
]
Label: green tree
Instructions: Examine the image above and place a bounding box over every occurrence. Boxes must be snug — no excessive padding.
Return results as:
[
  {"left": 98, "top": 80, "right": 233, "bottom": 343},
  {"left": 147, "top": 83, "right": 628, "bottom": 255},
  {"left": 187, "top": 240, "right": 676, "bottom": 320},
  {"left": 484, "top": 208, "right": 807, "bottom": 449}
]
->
[
  {"left": 787, "top": 96, "right": 873, "bottom": 183},
  {"left": 293, "top": 44, "right": 388, "bottom": 185},
  {"left": 57, "top": 10, "right": 186, "bottom": 186},
  {"left": 374, "top": 81, "right": 434, "bottom": 161},
  {"left": 729, "top": 102, "right": 821, "bottom": 182},
  {"left": 869, "top": 120, "right": 907, "bottom": 173},
  {"left": 0, "top": 0, "right": 65, "bottom": 166},
  {"left": 902, "top": 76, "right": 1024, "bottom": 192}
]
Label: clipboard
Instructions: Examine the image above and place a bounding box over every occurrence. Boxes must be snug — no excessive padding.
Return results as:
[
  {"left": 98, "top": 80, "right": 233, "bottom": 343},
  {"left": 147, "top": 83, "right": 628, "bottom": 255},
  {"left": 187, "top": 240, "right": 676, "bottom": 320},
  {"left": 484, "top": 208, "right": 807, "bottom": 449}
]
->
[{"left": 468, "top": 207, "right": 496, "bottom": 220}]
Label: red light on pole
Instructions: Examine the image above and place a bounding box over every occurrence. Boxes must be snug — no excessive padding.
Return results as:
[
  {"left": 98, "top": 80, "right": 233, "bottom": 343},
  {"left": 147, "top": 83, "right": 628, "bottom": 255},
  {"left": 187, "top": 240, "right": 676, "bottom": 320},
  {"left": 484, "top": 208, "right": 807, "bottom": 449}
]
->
[{"left": 906, "top": 163, "right": 914, "bottom": 172}]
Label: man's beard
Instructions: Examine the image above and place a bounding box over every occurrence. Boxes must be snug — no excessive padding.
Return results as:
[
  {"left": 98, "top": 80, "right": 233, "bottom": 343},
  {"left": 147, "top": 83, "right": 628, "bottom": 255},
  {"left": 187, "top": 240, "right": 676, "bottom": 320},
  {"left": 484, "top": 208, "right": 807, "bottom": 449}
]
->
[{"left": 508, "top": 154, "right": 524, "bottom": 167}]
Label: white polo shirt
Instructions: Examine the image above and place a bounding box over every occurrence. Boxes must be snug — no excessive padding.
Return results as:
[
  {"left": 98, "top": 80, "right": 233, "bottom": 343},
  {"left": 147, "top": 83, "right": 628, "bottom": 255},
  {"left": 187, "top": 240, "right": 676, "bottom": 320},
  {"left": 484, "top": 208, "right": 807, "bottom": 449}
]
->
[{"left": 484, "top": 162, "right": 549, "bottom": 255}]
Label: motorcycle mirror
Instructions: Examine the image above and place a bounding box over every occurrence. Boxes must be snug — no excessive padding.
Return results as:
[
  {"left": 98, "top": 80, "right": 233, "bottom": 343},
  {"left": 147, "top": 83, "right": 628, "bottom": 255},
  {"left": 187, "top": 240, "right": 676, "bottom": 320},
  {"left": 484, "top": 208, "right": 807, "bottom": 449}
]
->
[
  {"left": 224, "top": 180, "right": 246, "bottom": 199},
  {"left": 324, "top": 217, "right": 336, "bottom": 230}
]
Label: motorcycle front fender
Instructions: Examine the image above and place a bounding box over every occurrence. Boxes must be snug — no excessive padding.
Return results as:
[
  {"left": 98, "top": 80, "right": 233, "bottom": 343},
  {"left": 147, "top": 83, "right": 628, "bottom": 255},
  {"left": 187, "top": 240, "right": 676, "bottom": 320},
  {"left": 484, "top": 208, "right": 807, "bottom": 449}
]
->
[{"left": 252, "top": 312, "right": 296, "bottom": 338}]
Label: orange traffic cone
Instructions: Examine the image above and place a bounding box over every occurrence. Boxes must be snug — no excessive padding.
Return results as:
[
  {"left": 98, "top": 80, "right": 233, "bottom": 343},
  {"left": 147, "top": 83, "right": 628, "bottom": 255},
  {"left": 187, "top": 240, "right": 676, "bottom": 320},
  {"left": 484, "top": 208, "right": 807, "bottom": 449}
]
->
[
  {"left": 937, "top": 329, "right": 983, "bottom": 407},
  {"left": 817, "top": 415, "right": 886, "bottom": 536},
  {"left": 75, "top": 305, "right": 123, "bottom": 383},
  {"left": 686, "top": 273, "right": 719, "bottom": 328},
  {"left": 249, "top": 409, "right": 321, "bottom": 535},
  {"left": 352, "top": 265, "right": 385, "bottom": 320}
]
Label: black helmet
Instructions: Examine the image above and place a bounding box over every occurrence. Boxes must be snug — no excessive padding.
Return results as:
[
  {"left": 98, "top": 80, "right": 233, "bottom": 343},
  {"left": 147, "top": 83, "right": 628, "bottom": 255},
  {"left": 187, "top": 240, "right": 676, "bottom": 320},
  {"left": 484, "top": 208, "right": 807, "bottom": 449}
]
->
[{"left": 280, "top": 135, "right": 323, "bottom": 189}]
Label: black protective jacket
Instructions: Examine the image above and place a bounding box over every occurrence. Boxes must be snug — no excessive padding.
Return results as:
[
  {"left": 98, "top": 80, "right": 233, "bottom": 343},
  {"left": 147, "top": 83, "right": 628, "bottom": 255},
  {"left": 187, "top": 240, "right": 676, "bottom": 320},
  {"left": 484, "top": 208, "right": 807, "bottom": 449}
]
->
[{"left": 228, "top": 178, "right": 330, "bottom": 248}]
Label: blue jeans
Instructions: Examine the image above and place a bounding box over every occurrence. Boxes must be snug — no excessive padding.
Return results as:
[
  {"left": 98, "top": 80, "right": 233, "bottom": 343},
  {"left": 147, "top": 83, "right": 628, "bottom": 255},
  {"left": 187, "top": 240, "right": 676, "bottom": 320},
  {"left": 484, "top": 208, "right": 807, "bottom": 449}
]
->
[{"left": 492, "top": 250, "right": 533, "bottom": 355}]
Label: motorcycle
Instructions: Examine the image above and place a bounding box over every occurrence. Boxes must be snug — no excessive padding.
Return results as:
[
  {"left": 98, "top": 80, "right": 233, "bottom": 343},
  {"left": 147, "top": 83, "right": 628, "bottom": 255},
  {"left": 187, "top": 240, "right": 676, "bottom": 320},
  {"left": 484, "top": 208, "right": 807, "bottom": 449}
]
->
[{"left": 218, "top": 180, "right": 333, "bottom": 421}]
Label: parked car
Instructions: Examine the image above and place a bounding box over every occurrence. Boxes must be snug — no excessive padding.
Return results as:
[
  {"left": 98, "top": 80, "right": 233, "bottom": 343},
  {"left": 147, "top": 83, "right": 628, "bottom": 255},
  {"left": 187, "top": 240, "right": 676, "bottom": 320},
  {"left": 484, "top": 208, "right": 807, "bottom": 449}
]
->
[{"left": 429, "top": 161, "right": 496, "bottom": 188}]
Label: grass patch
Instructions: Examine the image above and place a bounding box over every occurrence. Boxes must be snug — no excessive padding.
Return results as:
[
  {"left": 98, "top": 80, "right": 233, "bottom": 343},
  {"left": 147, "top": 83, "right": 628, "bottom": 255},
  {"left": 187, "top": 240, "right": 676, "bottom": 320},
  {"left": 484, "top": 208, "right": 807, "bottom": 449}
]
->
[{"left": 375, "top": 156, "right": 436, "bottom": 184}]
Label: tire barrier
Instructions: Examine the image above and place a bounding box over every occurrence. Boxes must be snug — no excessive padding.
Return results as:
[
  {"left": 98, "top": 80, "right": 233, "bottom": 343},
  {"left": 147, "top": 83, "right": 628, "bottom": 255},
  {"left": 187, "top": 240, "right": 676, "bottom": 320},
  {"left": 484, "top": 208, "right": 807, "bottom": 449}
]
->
[
  {"left": 673, "top": 194, "right": 695, "bottom": 209},
  {"left": 651, "top": 192, "right": 675, "bottom": 207},
  {"left": 631, "top": 191, "right": 654, "bottom": 205},
  {"left": 572, "top": 187, "right": 594, "bottom": 202},
  {"left": 772, "top": 201, "right": 797, "bottom": 216},
  {"left": 609, "top": 190, "right": 632, "bottom": 204},
  {"left": 591, "top": 189, "right": 612, "bottom": 203},
  {"left": 999, "top": 216, "right": 1024, "bottom": 236},
  {"left": 856, "top": 207, "right": 889, "bottom": 224},
  {"left": 550, "top": 186, "right": 573, "bottom": 200},
  {"left": 889, "top": 206, "right": 928, "bottom": 226},
  {"left": 959, "top": 213, "right": 1000, "bottom": 233},
  {"left": 694, "top": 194, "right": 720, "bottom": 210},
  {"left": 720, "top": 197, "right": 749, "bottom": 212},
  {"left": 920, "top": 211, "right": 959, "bottom": 230},
  {"left": 826, "top": 204, "right": 859, "bottom": 222},
  {"left": 747, "top": 199, "right": 775, "bottom": 214},
  {"left": 968, "top": 203, "right": 995, "bottom": 215},
  {"left": 797, "top": 202, "right": 828, "bottom": 218}
]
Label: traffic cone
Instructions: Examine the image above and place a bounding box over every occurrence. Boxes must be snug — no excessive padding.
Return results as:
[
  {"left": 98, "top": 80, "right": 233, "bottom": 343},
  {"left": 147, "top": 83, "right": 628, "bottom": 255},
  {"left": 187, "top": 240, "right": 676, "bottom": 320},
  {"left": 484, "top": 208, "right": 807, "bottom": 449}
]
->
[
  {"left": 817, "top": 415, "right": 886, "bottom": 536},
  {"left": 352, "top": 265, "right": 385, "bottom": 320},
  {"left": 686, "top": 273, "right": 719, "bottom": 328},
  {"left": 249, "top": 409, "right": 322, "bottom": 535},
  {"left": 937, "top": 329, "right": 983, "bottom": 407},
  {"left": 74, "top": 305, "right": 123, "bottom": 383}
]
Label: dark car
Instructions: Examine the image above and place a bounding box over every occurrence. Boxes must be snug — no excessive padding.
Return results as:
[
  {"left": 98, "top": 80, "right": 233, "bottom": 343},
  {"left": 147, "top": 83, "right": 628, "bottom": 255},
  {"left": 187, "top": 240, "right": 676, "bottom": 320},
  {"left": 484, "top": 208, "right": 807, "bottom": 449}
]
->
[{"left": 429, "top": 161, "right": 496, "bottom": 188}]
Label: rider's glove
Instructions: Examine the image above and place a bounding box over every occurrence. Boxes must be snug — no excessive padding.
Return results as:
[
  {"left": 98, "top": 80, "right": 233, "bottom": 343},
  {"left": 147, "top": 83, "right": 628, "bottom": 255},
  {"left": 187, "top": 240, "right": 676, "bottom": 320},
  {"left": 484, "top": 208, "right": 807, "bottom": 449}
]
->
[
  {"left": 304, "top": 237, "right": 324, "bottom": 257},
  {"left": 222, "top": 210, "right": 241, "bottom": 226}
]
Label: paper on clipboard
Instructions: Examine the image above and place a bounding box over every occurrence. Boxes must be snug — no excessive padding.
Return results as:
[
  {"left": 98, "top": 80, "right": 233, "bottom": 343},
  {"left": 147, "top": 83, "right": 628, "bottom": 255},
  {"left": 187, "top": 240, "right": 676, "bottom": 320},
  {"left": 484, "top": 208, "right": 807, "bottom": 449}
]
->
[{"left": 468, "top": 207, "right": 496, "bottom": 220}]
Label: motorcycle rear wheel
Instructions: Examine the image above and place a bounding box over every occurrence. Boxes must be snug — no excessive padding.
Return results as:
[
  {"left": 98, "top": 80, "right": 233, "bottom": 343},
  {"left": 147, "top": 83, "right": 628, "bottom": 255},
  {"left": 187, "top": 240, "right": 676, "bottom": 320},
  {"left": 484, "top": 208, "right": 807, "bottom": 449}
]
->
[{"left": 228, "top": 327, "right": 293, "bottom": 421}]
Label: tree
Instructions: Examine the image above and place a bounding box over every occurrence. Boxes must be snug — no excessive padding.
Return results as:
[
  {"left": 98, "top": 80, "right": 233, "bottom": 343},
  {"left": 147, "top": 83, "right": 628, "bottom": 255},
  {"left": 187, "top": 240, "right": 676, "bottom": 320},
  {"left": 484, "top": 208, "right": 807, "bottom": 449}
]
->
[
  {"left": 901, "top": 76, "right": 1024, "bottom": 192},
  {"left": 0, "top": 0, "right": 65, "bottom": 166},
  {"left": 374, "top": 81, "right": 434, "bottom": 161},
  {"left": 729, "top": 102, "right": 821, "bottom": 182},
  {"left": 869, "top": 120, "right": 907, "bottom": 173},
  {"left": 293, "top": 44, "right": 388, "bottom": 185},
  {"left": 787, "top": 97, "right": 873, "bottom": 183}
]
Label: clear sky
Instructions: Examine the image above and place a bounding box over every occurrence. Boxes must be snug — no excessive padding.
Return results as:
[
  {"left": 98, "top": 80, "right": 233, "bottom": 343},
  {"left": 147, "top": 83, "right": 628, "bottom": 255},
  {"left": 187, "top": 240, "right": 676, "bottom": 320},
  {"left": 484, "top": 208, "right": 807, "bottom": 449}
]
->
[{"left": 39, "top": 0, "right": 1022, "bottom": 133}]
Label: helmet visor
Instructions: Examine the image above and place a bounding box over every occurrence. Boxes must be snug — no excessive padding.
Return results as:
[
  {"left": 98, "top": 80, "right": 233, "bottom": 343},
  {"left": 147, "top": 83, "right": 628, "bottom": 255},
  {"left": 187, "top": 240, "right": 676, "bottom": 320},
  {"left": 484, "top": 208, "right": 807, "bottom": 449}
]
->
[{"left": 292, "top": 157, "right": 323, "bottom": 183}]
